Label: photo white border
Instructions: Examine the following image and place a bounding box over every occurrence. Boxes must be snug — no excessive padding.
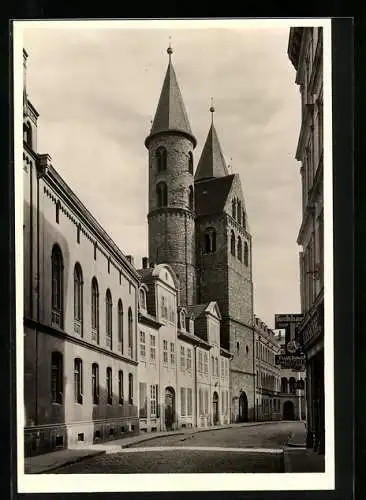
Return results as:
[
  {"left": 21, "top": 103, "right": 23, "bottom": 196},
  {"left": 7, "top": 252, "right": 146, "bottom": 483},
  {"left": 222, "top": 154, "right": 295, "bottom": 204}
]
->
[{"left": 14, "top": 17, "right": 334, "bottom": 493}]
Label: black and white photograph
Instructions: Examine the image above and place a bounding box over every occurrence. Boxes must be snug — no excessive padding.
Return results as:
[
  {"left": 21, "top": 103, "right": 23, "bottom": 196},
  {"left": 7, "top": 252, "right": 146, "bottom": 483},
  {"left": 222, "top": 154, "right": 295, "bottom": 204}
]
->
[{"left": 14, "top": 18, "right": 334, "bottom": 492}]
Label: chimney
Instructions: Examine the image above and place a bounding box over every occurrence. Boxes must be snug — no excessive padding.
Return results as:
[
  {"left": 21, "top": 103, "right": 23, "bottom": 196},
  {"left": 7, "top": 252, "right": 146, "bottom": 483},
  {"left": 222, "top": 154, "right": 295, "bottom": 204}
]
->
[
  {"left": 142, "top": 257, "right": 149, "bottom": 269},
  {"left": 126, "top": 255, "right": 134, "bottom": 266}
]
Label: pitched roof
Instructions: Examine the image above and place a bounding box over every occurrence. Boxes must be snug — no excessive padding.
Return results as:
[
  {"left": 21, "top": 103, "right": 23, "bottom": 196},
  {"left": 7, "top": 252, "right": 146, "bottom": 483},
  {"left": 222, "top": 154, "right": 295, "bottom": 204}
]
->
[
  {"left": 147, "top": 60, "right": 196, "bottom": 146},
  {"left": 194, "top": 174, "right": 235, "bottom": 216},
  {"left": 194, "top": 122, "right": 229, "bottom": 181},
  {"left": 186, "top": 303, "right": 210, "bottom": 319}
]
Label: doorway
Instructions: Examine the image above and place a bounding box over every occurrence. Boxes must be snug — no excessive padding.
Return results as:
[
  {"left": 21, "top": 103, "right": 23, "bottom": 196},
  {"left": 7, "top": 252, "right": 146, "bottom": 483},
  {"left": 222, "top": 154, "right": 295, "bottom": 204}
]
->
[
  {"left": 239, "top": 391, "right": 249, "bottom": 422},
  {"left": 212, "top": 391, "right": 219, "bottom": 425},
  {"left": 164, "top": 387, "right": 175, "bottom": 431},
  {"left": 283, "top": 400, "right": 295, "bottom": 420}
]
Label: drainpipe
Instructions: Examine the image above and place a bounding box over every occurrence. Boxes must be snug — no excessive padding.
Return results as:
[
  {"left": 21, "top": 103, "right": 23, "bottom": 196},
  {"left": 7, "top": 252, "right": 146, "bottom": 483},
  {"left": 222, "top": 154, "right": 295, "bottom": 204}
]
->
[{"left": 35, "top": 163, "right": 41, "bottom": 427}]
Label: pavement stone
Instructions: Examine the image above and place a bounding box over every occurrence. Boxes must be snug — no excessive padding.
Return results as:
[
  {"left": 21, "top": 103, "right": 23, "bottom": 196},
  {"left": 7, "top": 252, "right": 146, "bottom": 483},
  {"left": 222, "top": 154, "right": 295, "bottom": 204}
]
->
[{"left": 283, "top": 448, "right": 325, "bottom": 473}]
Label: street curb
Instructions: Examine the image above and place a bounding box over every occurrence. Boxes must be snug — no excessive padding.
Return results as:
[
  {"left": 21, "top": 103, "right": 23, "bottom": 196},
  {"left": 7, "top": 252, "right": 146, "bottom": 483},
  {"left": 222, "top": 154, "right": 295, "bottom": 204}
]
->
[
  {"left": 121, "top": 431, "right": 185, "bottom": 448},
  {"left": 26, "top": 450, "right": 106, "bottom": 474},
  {"left": 282, "top": 449, "right": 292, "bottom": 473}
]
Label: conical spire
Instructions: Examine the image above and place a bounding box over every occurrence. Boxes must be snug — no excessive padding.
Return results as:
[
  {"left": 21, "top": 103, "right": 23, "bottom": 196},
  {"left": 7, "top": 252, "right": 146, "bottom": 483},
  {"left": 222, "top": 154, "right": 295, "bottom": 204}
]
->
[
  {"left": 195, "top": 102, "right": 229, "bottom": 181},
  {"left": 145, "top": 44, "right": 196, "bottom": 148}
]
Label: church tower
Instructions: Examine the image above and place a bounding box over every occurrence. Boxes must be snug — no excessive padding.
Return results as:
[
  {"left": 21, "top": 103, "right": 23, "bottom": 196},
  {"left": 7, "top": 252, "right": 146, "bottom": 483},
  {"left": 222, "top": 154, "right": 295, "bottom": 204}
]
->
[
  {"left": 195, "top": 105, "right": 255, "bottom": 422},
  {"left": 145, "top": 45, "right": 197, "bottom": 306}
]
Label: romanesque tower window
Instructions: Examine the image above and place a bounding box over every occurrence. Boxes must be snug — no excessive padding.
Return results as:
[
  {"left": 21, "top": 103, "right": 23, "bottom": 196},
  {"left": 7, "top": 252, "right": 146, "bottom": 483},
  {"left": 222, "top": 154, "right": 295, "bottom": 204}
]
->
[
  {"left": 237, "top": 236, "right": 243, "bottom": 262},
  {"left": 237, "top": 200, "right": 242, "bottom": 225},
  {"left": 23, "top": 121, "right": 32, "bottom": 148},
  {"left": 230, "top": 230, "right": 236, "bottom": 256},
  {"left": 128, "top": 307, "right": 133, "bottom": 357},
  {"left": 244, "top": 241, "right": 249, "bottom": 266},
  {"left": 188, "top": 151, "right": 193, "bottom": 174},
  {"left": 105, "top": 289, "right": 113, "bottom": 349},
  {"left": 51, "top": 244, "right": 64, "bottom": 328},
  {"left": 188, "top": 185, "right": 194, "bottom": 211},
  {"left": 156, "top": 182, "right": 168, "bottom": 207},
  {"left": 204, "top": 227, "right": 216, "bottom": 253},
  {"left": 232, "top": 199, "right": 237, "bottom": 219},
  {"left": 156, "top": 146, "right": 167, "bottom": 172},
  {"left": 73, "top": 263, "right": 83, "bottom": 336},
  {"left": 91, "top": 277, "right": 99, "bottom": 343},
  {"left": 118, "top": 299, "right": 123, "bottom": 353}
]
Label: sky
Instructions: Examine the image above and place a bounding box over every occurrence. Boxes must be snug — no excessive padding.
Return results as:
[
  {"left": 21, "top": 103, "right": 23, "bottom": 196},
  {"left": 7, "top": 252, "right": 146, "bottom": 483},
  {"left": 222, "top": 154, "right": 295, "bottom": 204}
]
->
[{"left": 21, "top": 20, "right": 303, "bottom": 328}]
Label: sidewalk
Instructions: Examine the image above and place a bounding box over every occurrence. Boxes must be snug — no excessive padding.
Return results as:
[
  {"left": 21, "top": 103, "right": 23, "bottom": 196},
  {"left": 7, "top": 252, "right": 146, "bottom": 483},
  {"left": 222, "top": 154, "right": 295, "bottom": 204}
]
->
[
  {"left": 284, "top": 422, "right": 326, "bottom": 472},
  {"left": 286, "top": 420, "right": 307, "bottom": 447},
  {"left": 24, "top": 420, "right": 303, "bottom": 474}
]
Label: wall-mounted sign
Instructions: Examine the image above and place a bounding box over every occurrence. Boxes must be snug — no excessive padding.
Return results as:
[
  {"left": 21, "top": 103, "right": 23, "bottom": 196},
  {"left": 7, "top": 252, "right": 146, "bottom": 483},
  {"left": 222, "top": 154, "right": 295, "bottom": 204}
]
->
[
  {"left": 275, "top": 354, "right": 306, "bottom": 370},
  {"left": 274, "top": 313, "right": 304, "bottom": 351},
  {"left": 299, "top": 303, "right": 323, "bottom": 348}
]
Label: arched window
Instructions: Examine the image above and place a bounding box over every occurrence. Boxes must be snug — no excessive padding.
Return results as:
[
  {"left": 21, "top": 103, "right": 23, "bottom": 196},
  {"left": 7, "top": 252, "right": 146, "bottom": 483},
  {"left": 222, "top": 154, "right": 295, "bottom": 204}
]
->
[
  {"left": 281, "top": 377, "right": 288, "bottom": 393},
  {"left": 118, "top": 299, "right": 123, "bottom": 353},
  {"left": 289, "top": 377, "right": 297, "bottom": 394},
  {"left": 204, "top": 227, "right": 216, "bottom": 253},
  {"left": 91, "top": 278, "right": 99, "bottom": 343},
  {"left": 188, "top": 151, "right": 193, "bottom": 174},
  {"left": 51, "top": 244, "right": 64, "bottom": 328},
  {"left": 51, "top": 351, "right": 63, "bottom": 404},
  {"left": 128, "top": 373, "right": 133, "bottom": 404},
  {"left": 73, "top": 263, "right": 83, "bottom": 336},
  {"left": 128, "top": 307, "right": 133, "bottom": 358},
  {"left": 237, "top": 200, "right": 242, "bottom": 224},
  {"left": 74, "top": 358, "right": 83, "bottom": 404},
  {"left": 232, "top": 199, "right": 237, "bottom": 219},
  {"left": 92, "top": 363, "right": 99, "bottom": 404},
  {"left": 156, "top": 146, "right": 167, "bottom": 172},
  {"left": 106, "top": 289, "right": 113, "bottom": 349},
  {"left": 118, "top": 370, "right": 124, "bottom": 404},
  {"left": 188, "top": 185, "right": 194, "bottom": 210},
  {"left": 230, "top": 231, "right": 236, "bottom": 256},
  {"left": 180, "top": 310, "right": 186, "bottom": 330},
  {"left": 237, "top": 236, "right": 243, "bottom": 262},
  {"left": 139, "top": 288, "right": 146, "bottom": 310},
  {"left": 23, "top": 121, "right": 32, "bottom": 148},
  {"left": 106, "top": 367, "right": 113, "bottom": 404},
  {"left": 156, "top": 182, "right": 167, "bottom": 207},
  {"left": 242, "top": 211, "right": 246, "bottom": 229},
  {"left": 244, "top": 241, "right": 249, "bottom": 266}
]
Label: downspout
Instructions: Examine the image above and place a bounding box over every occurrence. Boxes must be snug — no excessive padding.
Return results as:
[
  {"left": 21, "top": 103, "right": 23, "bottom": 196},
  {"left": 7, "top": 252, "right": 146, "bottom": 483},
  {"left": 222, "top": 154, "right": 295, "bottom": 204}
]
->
[
  {"left": 194, "top": 345, "right": 198, "bottom": 428},
  {"left": 35, "top": 163, "right": 40, "bottom": 427},
  {"left": 250, "top": 238, "right": 256, "bottom": 422}
]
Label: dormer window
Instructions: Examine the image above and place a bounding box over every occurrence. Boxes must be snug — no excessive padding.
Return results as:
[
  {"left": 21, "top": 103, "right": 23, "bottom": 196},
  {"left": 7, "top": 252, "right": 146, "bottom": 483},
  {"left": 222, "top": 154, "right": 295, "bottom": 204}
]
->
[
  {"left": 180, "top": 310, "right": 186, "bottom": 330},
  {"left": 139, "top": 288, "right": 146, "bottom": 311}
]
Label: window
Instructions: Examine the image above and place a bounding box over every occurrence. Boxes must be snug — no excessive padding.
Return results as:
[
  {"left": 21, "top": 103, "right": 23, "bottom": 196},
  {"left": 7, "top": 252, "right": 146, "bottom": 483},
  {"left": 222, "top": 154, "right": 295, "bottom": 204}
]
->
[
  {"left": 281, "top": 377, "right": 288, "bottom": 393},
  {"left": 204, "top": 390, "right": 209, "bottom": 414},
  {"left": 106, "top": 289, "right": 112, "bottom": 349},
  {"left": 237, "top": 236, "right": 242, "bottom": 262},
  {"left": 180, "top": 346, "right": 185, "bottom": 371},
  {"left": 106, "top": 367, "right": 113, "bottom": 404},
  {"left": 161, "top": 295, "right": 168, "bottom": 319},
  {"left": 204, "top": 227, "right": 216, "bottom": 253},
  {"left": 188, "top": 151, "right": 193, "bottom": 174},
  {"left": 156, "top": 182, "right": 168, "bottom": 207},
  {"left": 232, "top": 199, "right": 236, "bottom": 219},
  {"left": 242, "top": 211, "right": 246, "bottom": 229},
  {"left": 221, "top": 358, "right": 224, "bottom": 379},
  {"left": 73, "top": 263, "right": 83, "bottom": 335},
  {"left": 256, "top": 370, "right": 259, "bottom": 387},
  {"left": 246, "top": 345, "right": 249, "bottom": 354},
  {"left": 139, "top": 288, "right": 146, "bottom": 310},
  {"left": 51, "top": 352, "right": 63, "bottom": 404},
  {"left": 156, "top": 146, "right": 167, "bottom": 172},
  {"left": 140, "top": 331, "right": 146, "bottom": 358},
  {"left": 215, "top": 357, "right": 219, "bottom": 377},
  {"left": 199, "top": 389, "right": 203, "bottom": 415},
  {"left": 187, "top": 388, "right": 193, "bottom": 416},
  {"left": 91, "top": 278, "right": 99, "bottom": 343},
  {"left": 128, "top": 373, "right": 133, "bottom": 404},
  {"left": 128, "top": 307, "right": 133, "bottom": 357},
  {"left": 237, "top": 200, "right": 242, "bottom": 224},
  {"left": 163, "top": 340, "right": 168, "bottom": 363},
  {"left": 150, "top": 334, "right": 156, "bottom": 361},
  {"left": 211, "top": 356, "right": 215, "bottom": 375},
  {"left": 56, "top": 201, "right": 60, "bottom": 224},
  {"left": 198, "top": 351, "right": 203, "bottom": 373},
  {"left": 150, "top": 385, "right": 158, "bottom": 417},
  {"left": 180, "top": 310, "right": 186, "bottom": 330},
  {"left": 204, "top": 352, "right": 208, "bottom": 374},
  {"left": 289, "top": 377, "right": 296, "bottom": 394},
  {"left": 237, "top": 341, "right": 240, "bottom": 354},
  {"left": 118, "top": 299, "right": 123, "bottom": 353},
  {"left": 244, "top": 241, "right": 249, "bottom": 266},
  {"left": 180, "top": 387, "right": 186, "bottom": 416},
  {"left": 170, "top": 342, "right": 175, "bottom": 364},
  {"left": 230, "top": 231, "right": 236, "bottom": 256},
  {"left": 74, "top": 358, "right": 83, "bottom": 404},
  {"left": 187, "top": 349, "right": 192, "bottom": 371},
  {"left": 23, "top": 121, "right": 32, "bottom": 148},
  {"left": 92, "top": 363, "right": 99, "bottom": 404},
  {"left": 139, "top": 382, "right": 147, "bottom": 417},
  {"left": 188, "top": 185, "right": 194, "bottom": 211},
  {"left": 51, "top": 245, "right": 64, "bottom": 328},
  {"left": 222, "top": 392, "right": 225, "bottom": 414},
  {"left": 77, "top": 224, "right": 81, "bottom": 244},
  {"left": 256, "top": 341, "right": 259, "bottom": 359}
]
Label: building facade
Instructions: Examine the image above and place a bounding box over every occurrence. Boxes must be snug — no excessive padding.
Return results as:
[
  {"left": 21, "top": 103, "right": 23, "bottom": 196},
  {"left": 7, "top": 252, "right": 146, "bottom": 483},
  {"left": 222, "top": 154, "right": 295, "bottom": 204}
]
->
[
  {"left": 145, "top": 47, "right": 255, "bottom": 422},
  {"left": 288, "top": 27, "right": 324, "bottom": 454}
]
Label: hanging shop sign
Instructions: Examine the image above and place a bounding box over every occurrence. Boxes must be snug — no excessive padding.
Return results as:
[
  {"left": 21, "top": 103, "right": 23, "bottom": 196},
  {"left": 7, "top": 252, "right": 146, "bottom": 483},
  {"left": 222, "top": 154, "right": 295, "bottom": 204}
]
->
[
  {"left": 274, "top": 313, "right": 304, "bottom": 353},
  {"left": 299, "top": 303, "right": 324, "bottom": 349},
  {"left": 275, "top": 354, "right": 306, "bottom": 370}
]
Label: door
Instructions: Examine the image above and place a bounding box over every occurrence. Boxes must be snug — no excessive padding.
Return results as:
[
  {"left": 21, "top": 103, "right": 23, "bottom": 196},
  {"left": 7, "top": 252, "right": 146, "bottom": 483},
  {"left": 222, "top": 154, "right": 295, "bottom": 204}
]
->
[
  {"left": 164, "top": 387, "right": 175, "bottom": 430},
  {"left": 212, "top": 392, "right": 219, "bottom": 425},
  {"left": 239, "top": 391, "right": 249, "bottom": 422},
  {"left": 283, "top": 400, "right": 295, "bottom": 420}
]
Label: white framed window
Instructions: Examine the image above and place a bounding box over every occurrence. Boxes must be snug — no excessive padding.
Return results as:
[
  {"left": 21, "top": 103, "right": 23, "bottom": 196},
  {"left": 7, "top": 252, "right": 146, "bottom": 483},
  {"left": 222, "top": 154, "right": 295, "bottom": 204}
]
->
[
  {"left": 198, "top": 351, "right": 203, "bottom": 373},
  {"left": 180, "top": 387, "right": 186, "bottom": 416},
  {"left": 163, "top": 340, "right": 168, "bottom": 363},
  {"left": 204, "top": 390, "right": 209, "bottom": 415},
  {"left": 186, "top": 349, "right": 192, "bottom": 371},
  {"left": 150, "top": 384, "right": 158, "bottom": 417},
  {"left": 150, "top": 334, "right": 156, "bottom": 362},
  {"left": 140, "top": 331, "right": 146, "bottom": 358},
  {"left": 215, "top": 357, "right": 219, "bottom": 377},
  {"left": 170, "top": 342, "right": 175, "bottom": 364},
  {"left": 180, "top": 346, "right": 185, "bottom": 371},
  {"left": 204, "top": 352, "right": 208, "bottom": 374},
  {"left": 187, "top": 388, "right": 192, "bottom": 416}
]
